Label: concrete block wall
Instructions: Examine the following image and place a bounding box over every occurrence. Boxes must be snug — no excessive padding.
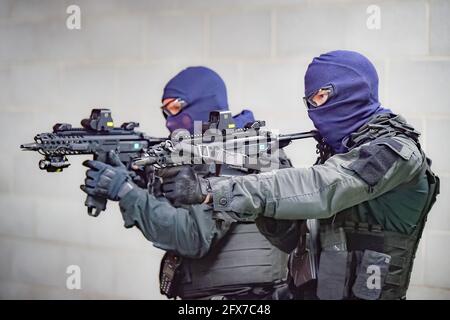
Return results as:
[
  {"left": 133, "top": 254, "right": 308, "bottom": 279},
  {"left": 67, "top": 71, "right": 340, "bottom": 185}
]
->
[{"left": 0, "top": 0, "right": 449, "bottom": 299}]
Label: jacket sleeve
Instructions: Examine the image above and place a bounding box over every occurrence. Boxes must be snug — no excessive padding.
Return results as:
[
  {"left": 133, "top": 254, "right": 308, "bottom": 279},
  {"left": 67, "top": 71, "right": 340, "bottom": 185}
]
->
[
  {"left": 208, "top": 136, "right": 424, "bottom": 220},
  {"left": 119, "top": 187, "right": 234, "bottom": 258}
]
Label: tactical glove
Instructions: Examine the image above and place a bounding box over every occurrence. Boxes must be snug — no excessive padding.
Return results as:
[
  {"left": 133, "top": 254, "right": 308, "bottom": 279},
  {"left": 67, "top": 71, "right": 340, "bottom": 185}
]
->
[
  {"left": 80, "top": 151, "right": 134, "bottom": 201},
  {"left": 158, "top": 165, "right": 210, "bottom": 207}
]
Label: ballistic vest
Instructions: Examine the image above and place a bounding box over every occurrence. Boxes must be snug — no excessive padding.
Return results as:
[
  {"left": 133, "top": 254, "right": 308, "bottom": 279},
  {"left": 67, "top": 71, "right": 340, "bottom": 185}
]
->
[
  {"left": 179, "top": 222, "right": 289, "bottom": 298},
  {"left": 162, "top": 161, "right": 291, "bottom": 299},
  {"left": 317, "top": 163, "right": 438, "bottom": 299},
  {"left": 315, "top": 114, "right": 440, "bottom": 300}
]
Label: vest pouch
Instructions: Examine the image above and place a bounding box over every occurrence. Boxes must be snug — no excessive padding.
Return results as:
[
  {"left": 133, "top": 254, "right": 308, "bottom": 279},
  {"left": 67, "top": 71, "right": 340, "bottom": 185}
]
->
[
  {"left": 352, "top": 250, "right": 391, "bottom": 300},
  {"left": 178, "top": 223, "right": 289, "bottom": 298},
  {"left": 317, "top": 227, "right": 350, "bottom": 300},
  {"left": 289, "top": 221, "right": 318, "bottom": 288},
  {"left": 316, "top": 251, "right": 350, "bottom": 300},
  {"left": 320, "top": 226, "right": 347, "bottom": 251},
  {"left": 289, "top": 232, "right": 316, "bottom": 287}
]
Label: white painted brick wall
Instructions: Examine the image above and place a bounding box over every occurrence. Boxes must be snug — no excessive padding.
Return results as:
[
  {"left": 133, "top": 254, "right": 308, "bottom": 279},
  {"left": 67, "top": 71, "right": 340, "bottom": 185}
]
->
[
  {"left": 389, "top": 60, "right": 450, "bottom": 116},
  {"left": 145, "top": 14, "right": 205, "bottom": 60},
  {"left": 426, "top": 118, "right": 450, "bottom": 175},
  {"left": 424, "top": 232, "right": 450, "bottom": 288},
  {"left": 343, "top": 0, "right": 428, "bottom": 57},
  {"left": 0, "top": 195, "right": 36, "bottom": 238},
  {"left": 277, "top": 3, "right": 348, "bottom": 57},
  {"left": 113, "top": 250, "right": 163, "bottom": 299},
  {"left": 0, "top": 0, "right": 449, "bottom": 299},
  {"left": 210, "top": 11, "right": 272, "bottom": 58},
  {"left": 430, "top": 0, "right": 450, "bottom": 55},
  {"left": 9, "top": 64, "right": 61, "bottom": 111},
  {"left": 9, "top": 238, "right": 67, "bottom": 287},
  {"left": 59, "top": 64, "right": 117, "bottom": 111}
]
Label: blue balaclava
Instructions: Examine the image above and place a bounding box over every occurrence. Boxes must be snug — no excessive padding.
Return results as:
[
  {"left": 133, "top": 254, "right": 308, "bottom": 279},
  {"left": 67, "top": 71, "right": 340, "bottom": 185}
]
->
[
  {"left": 305, "top": 50, "right": 391, "bottom": 153},
  {"left": 162, "top": 66, "right": 254, "bottom": 134}
]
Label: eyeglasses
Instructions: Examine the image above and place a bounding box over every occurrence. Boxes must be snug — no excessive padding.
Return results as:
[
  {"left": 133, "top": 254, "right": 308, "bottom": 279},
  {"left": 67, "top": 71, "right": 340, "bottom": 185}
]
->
[
  {"left": 160, "top": 98, "right": 188, "bottom": 116},
  {"left": 303, "top": 85, "right": 334, "bottom": 109}
]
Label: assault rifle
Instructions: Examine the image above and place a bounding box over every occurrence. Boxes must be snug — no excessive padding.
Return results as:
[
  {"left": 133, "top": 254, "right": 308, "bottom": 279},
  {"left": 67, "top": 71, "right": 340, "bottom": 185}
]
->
[
  {"left": 20, "top": 109, "right": 165, "bottom": 217},
  {"left": 133, "top": 110, "right": 319, "bottom": 172}
]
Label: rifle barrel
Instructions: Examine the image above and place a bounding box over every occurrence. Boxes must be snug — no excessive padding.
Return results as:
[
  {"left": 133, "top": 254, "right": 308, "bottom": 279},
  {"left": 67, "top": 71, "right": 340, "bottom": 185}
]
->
[
  {"left": 20, "top": 143, "right": 41, "bottom": 151},
  {"left": 278, "top": 130, "right": 318, "bottom": 142}
]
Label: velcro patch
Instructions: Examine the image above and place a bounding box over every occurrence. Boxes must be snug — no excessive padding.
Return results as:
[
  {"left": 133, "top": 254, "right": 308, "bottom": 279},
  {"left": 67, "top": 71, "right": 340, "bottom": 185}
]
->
[
  {"left": 374, "top": 137, "right": 413, "bottom": 161},
  {"left": 347, "top": 142, "right": 402, "bottom": 187}
]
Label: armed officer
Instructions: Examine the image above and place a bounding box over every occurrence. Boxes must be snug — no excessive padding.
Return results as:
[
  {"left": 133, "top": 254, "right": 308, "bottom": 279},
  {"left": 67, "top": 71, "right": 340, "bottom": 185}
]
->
[
  {"left": 155, "top": 51, "right": 440, "bottom": 300},
  {"left": 80, "top": 66, "right": 291, "bottom": 299}
]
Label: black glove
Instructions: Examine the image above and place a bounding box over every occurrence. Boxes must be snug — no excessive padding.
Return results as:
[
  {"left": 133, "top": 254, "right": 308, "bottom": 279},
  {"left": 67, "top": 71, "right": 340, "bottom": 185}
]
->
[
  {"left": 129, "top": 165, "right": 153, "bottom": 189},
  {"left": 158, "top": 165, "right": 210, "bottom": 207},
  {"left": 80, "top": 151, "right": 134, "bottom": 201}
]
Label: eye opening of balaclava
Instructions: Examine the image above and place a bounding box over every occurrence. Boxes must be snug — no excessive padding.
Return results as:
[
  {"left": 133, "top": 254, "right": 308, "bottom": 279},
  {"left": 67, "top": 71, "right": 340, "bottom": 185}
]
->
[
  {"left": 304, "top": 50, "right": 391, "bottom": 154},
  {"left": 303, "top": 84, "right": 337, "bottom": 109},
  {"left": 162, "top": 66, "right": 256, "bottom": 134},
  {"left": 160, "top": 98, "right": 188, "bottom": 119}
]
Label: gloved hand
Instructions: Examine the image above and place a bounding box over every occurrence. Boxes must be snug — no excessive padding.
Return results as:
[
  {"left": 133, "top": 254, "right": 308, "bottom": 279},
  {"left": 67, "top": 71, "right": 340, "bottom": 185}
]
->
[
  {"left": 129, "top": 165, "right": 152, "bottom": 189},
  {"left": 80, "top": 151, "right": 134, "bottom": 201},
  {"left": 157, "top": 165, "right": 210, "bottom": 207}
]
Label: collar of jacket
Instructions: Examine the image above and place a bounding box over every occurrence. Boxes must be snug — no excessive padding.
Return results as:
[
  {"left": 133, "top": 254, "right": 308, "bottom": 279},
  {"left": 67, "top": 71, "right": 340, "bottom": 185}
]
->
[{"left": 342, "top": 113, "right": 421, "bottom": 150}]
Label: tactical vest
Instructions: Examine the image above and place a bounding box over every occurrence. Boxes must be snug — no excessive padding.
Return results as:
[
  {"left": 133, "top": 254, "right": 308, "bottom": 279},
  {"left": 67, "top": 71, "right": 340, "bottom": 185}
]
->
[
  {"left": 178, "top": 222, "right": 289, "bottom": 299},
  {"left": 160, "top": 162, "right": 290, "bottom": 299},
  {"left": 316, "top": 163, "right": 438, "bottom": 299},
  {"left": 313, "top": 114, "right": 440, "bottom": 300}
]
